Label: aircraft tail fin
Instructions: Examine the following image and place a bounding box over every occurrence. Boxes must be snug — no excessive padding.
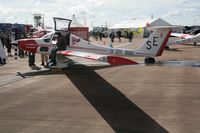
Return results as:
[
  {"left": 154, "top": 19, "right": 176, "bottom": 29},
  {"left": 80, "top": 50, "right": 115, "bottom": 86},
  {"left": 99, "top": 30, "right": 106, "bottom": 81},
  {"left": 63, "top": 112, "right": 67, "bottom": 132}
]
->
[{"left": 136, "top": 26, "right": 172, "bottom": 57}]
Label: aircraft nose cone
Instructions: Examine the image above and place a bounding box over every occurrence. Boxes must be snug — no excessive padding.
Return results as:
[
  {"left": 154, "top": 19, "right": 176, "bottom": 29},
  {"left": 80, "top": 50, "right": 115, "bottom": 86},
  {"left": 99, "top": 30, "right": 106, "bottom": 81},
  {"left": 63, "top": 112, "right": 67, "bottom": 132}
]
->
[
  {"left": 18, "top": 39, "right": 39, "bottom": 53},
  {"left": 18, "top": 39, "right": 26, "bottom": 50}
]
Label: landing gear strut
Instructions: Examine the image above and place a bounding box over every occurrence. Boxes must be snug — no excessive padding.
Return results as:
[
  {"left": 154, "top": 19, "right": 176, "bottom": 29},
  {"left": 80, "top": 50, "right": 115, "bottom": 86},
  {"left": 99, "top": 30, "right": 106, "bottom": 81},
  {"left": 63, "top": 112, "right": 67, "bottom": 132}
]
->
[{"left": 145, "top": 57, "right": 155, "bottom": 64}]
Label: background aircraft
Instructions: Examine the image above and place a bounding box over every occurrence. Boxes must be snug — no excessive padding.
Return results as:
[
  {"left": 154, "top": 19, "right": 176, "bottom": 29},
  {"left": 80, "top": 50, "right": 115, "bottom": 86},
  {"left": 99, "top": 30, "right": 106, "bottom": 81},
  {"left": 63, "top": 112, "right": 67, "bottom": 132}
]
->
[
  {"left": 146, "top": 25, "right": 200, "bottom": 47},
  {"left": 0, "top": 40, "right": 6, "bottom": 64},
  {"left": 167, "top": 33, "right": 200, "bottom": 46}
]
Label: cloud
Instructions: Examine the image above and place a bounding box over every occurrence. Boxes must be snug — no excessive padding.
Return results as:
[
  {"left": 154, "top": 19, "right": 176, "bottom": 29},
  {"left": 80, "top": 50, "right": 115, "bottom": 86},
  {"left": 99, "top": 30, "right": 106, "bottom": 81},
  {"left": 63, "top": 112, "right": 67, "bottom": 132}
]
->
[
  {"left": 163, "top": 7, "right": 197, "bottom": 18},
  {"left": 163, "top": 11, "right": 183, "bottom": 17},
  {"left": 68, "top": 5, "right": 96, "bottom": 19},
  {"left": 0, "top": 4, "right": 27, "bottom": 15},
  {"left": 185, "top": 8, "right": 197, "bottom": 13},
  {"left": 87, "top": 0, "right": 105, "bottom": 7},
  {"left": 34, "top": 0, "right": 41, "bottom": 5}
]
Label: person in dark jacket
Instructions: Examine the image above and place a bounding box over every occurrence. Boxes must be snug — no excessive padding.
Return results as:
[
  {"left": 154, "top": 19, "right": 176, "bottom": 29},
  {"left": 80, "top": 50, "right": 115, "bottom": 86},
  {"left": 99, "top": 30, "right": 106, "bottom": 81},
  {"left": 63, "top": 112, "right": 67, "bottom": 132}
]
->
[
  {"left": 109, "top": 31, "right": 115, "bottom": 43},
  {"left": 56, "top": 31, "right": 70, "bottom": 50},
  {"left": 117, "top": 30, "right": 121, "bottom": 42},
  {"left": 4, "top": 35, "right": 12, "bottom": 56},
  {"left": 28, "top": 52, "right": 35, "bottom": 67},
  {"left": 128, "top": 31, "right": 133, "bottom": 42},
  {"left": 99, "top": 31, "right": 103, "bottom": 41},
  {"left": 50, "top": 31, "right": 70, "bottom": 66}
]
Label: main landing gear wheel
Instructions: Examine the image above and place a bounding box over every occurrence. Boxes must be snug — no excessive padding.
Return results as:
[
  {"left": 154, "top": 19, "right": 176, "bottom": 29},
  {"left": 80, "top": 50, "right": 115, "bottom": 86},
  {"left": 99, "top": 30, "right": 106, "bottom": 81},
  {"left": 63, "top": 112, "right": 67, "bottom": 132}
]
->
[
  {"left": 165, "top": 46, "right": 170, "bottom": 50},
  {"left": 145, "top": 57, "right": 155, "bottom": 64}
]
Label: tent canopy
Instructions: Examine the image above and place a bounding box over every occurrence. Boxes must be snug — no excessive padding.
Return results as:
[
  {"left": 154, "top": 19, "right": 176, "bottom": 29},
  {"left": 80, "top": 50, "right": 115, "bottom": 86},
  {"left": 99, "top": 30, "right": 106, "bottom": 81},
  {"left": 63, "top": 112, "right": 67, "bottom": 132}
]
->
[
  {"left": 71, "top": 14, "right": 85, "bottom": 27},
  {"left": 149, "top": 18, "right": 171, "bottom": 27},
  {"left": 109, "top": 18, "right": 171, "bottom": 29},
  {"left": 109, "top": 19, "right": 151, "bottom": 29}
]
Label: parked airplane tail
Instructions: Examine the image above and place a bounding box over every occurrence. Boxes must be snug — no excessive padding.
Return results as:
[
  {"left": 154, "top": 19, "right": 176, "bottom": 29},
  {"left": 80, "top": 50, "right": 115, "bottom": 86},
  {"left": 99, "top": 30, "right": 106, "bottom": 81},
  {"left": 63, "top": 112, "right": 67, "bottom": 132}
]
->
[{"left": 136, "top": 26, "right": 172, "bottom": 57}]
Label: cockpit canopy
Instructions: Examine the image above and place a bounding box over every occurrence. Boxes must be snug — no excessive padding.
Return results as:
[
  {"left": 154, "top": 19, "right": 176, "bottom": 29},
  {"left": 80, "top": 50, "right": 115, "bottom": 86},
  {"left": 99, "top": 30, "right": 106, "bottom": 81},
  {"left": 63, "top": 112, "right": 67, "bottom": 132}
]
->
[{"left": 41, "top": 32, "right": 55, "bottom": 43}]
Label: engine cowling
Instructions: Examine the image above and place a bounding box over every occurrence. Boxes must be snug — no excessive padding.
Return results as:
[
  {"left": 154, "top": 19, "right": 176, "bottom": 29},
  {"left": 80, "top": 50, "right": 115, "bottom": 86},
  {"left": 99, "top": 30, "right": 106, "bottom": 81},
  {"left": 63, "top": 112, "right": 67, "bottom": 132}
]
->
[{"left": 18, "top": 39, "right": 39, "bottom": 53}]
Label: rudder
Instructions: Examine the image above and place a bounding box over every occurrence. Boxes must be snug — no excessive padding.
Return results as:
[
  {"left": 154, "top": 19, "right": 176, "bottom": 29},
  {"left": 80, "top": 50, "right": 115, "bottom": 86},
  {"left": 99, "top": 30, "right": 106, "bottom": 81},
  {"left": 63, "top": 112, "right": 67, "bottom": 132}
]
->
[{"left": 136, "top": 27, "right": 172, "bottom": 57}]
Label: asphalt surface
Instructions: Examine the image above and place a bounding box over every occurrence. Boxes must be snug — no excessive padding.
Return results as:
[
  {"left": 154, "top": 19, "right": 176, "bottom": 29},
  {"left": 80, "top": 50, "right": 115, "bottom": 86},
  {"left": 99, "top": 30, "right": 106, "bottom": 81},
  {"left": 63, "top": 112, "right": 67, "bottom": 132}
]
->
[{"left": 0, "top": 39, "right": 200, "bottom": 133}]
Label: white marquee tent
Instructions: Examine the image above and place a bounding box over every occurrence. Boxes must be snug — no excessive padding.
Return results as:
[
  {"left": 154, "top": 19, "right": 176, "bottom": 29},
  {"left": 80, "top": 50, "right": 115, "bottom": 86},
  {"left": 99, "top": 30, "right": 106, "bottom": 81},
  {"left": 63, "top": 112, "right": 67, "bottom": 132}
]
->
[
  {"left": 71, "top": 14, "right": 85, "bottom": 27},
  {"left": 148, "top": 18, "right": 171, "bottom": 27},
  {"left": 109, "top": 18, "right": 171, "bottom": 29},
  {"left": 109, "top": 19, "right": 152, "bottom": 29}
]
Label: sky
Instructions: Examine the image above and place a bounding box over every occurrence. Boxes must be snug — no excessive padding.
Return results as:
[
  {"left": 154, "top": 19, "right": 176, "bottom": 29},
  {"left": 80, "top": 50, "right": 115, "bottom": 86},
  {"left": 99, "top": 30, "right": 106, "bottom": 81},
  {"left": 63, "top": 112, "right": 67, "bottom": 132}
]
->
[{"left": 0, "top": 0, "right": 200, "bottom": 29}]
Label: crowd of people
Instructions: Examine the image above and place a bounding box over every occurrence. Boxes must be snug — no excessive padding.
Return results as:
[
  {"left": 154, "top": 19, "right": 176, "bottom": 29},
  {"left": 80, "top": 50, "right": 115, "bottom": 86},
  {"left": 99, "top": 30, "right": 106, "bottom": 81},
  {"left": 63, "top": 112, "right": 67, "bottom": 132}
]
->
[
  {"left": 0, "top": 28, "right": 44, "bottom": 66},
  {"left": 0, "top": 28, "right": 71, "bottom": 69},
  {"left": 91, "top": 30, "right": 134, "bottom": 44}
]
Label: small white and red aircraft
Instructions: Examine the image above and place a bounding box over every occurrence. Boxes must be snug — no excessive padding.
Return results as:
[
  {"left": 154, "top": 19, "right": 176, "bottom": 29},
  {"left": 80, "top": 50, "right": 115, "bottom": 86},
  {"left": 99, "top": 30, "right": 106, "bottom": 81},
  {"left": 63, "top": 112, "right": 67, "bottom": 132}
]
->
[
  {"left": 17, "top": 18, "right": 172, "bottom": 68},
  {"left": 167, "top": 32, "right": 200, "bottom": 45}
]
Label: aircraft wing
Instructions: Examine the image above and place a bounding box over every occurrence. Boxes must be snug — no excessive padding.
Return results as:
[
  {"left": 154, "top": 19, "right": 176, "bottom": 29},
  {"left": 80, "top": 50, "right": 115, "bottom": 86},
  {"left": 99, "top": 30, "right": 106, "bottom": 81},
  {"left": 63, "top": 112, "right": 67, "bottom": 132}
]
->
[
  {"left": 171, "top": 33, "right": 193, "bottom": 39},
  {"left": 57, "top": 50, "right": 139, "bottom": 65}
]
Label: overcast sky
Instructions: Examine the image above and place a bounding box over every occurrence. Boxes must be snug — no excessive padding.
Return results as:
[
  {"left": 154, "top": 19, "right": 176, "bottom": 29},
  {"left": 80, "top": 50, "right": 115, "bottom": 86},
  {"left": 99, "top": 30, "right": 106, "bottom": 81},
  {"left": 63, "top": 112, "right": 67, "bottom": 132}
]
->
[{"left": 0, "top": 0, "right": 200, "bottom": 29}]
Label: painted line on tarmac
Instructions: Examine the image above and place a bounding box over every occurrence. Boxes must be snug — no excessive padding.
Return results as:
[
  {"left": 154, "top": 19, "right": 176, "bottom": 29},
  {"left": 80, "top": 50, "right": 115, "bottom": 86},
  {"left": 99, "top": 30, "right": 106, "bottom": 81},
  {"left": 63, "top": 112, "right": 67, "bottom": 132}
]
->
[
  {"left": 0, "top": 74, "right": 25, "bottom": 87},
  {"left": 0, "top": 68, "right": 52, "bottom": 87}
]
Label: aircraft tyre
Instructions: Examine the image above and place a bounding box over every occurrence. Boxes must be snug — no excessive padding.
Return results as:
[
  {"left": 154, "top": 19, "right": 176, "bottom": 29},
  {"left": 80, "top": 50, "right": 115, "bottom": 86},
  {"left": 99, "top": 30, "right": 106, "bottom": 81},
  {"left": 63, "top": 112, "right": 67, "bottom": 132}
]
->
[
  {"left": 145, "top": 57, "right": 155, "bottom": 64},
  {"left": 165, "top": 46, "right": 170, "bottom": 50}
]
